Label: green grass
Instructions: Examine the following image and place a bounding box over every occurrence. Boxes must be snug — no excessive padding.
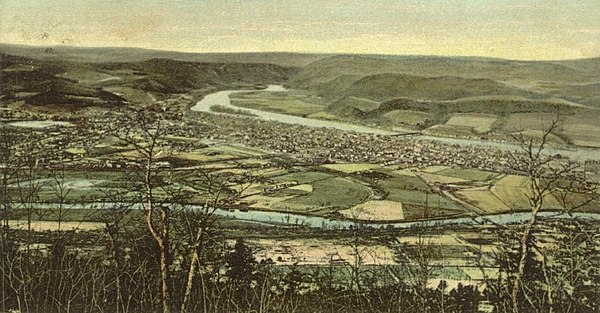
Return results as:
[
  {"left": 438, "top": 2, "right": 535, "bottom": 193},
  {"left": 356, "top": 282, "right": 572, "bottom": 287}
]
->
[
  {"left": 383, "top": 110, "right": 434, "bottom": 127},
  {"left": 437, "top": 168, "right": 497, "bottom": 181},
  {"left": 424, "top": 124, "right": 477, "bottom": 137},
  {"left": 381, "top": 186, "right": 464, "bottom": 212},
  {"left": 281, "top": 177, "right": 371, "bottom": 211},
  {"left": 445, "top": 113, "right": 497, "bottom": 133},
  {"left": 274, "top": 171, "right": 334, "bottom": 184},
  {"left": 455, "top": 189, "right": 510, "bottom": 213},
  {"left": 332, "top": 96, "right": 381, "bottom": 113},
  {"left": 231, "top": 92, "right": 324, "bottom": 117},
  {"left": 377, "top": 174, "right": 468, "bottom": 212},
  {"left": 378, "top": 174, "right": 430, "bottom": 191},
  {"left": 321, "top": 163, "right": 380, "bottom": 173}
]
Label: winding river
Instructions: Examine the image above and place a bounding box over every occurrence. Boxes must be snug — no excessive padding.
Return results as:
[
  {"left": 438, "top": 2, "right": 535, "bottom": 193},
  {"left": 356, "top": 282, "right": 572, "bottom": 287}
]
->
[
  {"left": 190, "top": 85, "right": 397, "bottom": 135},
  {"left": 191, "top": 85, "right": 600, "bottom": 161}
]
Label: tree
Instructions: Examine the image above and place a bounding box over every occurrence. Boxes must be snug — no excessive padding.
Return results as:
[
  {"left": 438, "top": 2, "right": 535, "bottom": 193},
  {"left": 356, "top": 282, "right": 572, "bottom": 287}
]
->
[
  {"left": 225, "top": 237, "right": 257, "bottom": 286},
  {"left": 111, "top": 110, "right": 174, "bottom": 313},
  {"left": 109, "top": 108, "right": 261, "bottom": 312},
  {"left": 447, "top": 283, "right": 480, "bottom": 313},
  {"left": 176, "top": 162, "right": 254, "bottom": 312},
  {"left": 505, "top": 116, "right": 598, "bottom": 313}
]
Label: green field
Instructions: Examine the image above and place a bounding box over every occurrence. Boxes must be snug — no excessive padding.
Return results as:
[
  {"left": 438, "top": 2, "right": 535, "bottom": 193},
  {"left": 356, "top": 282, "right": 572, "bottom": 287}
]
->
[
  {"left": 383, "top": 110, "right": 435, "bottom": 127},
  {"left": 437, "top": 167, "right": 497, "bottom": 181},
  {"left": 455, "top": 189, "right": 510, "bottom": 213},
  {"left": 321, "top": 163, "right": 381, "bottom": 173},
  {"left": 274, "top": 171, "right": 335, "bottom": 184},
  {"left": 231, "top": 91, "right": 325, "bottom": 117},
  {"left": 280, "top": 177, "right": 371, "bottom": 212},
  {"left": 445, "top": 113, "right": 497, "bottom": 133}
]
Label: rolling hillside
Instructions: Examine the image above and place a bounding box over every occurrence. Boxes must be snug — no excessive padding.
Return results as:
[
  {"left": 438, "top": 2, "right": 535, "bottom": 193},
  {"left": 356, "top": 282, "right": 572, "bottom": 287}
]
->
[
  {"left": 284, "top": 54, "right": 600, "bottom": 146},
  {"left": 290, "top": 55, "right": 600, "bottom": 107},
  {"left": 291, "top": 55, "right": 600, "bottom": 88},
  {"left": 322, "top": 73, "right": 538, "bottom": 102},
  {"left": 0, "top": 52, "right": 299, "bottom": 108}
]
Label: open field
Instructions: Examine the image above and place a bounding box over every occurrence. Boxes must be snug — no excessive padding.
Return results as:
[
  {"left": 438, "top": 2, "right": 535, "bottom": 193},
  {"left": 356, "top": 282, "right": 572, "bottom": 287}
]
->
[
  {"left": 436, "top": 167, "right": 497, "bottom": 181},
  {"left": 231, "top": 91, "right": 325, "bottom": 117},
  {"left": 383, "top": 109, "right": 435, "bottom": 127},
  {"left": 340, "top": 200, "right": 404, "bottom": 221},
  {"left": 424, "top": 124, "right": 477, "bottom": 137},
  {"left": 455, "top": 188, "right": 510, "bottom": 213},
  {"left": 280, "top": 177, "right": 371, "bottom": 211},
  {"left": 274, "top": 171, "right": 335, "bottom": 184},
  {"left": 337, "top": 96, "right": 381, "bottom": 112},
  {"left": 561, "top": 123, "right": 600, "bottom": 147},
  {"left": 500, "top": 112, "right": 563, "bottom": 132},
  {"left": 377, "top": 173, "right": 430, "bottom": 190},
  {"left": 321, "top": 163, "right": 380, "bottom": 173},
  {"left": 417, "top": 172, "right": 470, "bottom": 185},
  {"left": 306, "top": 110, "right": 343, "bottom": 121},
  {"left": 491, "top": 175, "right": 564, "bottom": 210},
  {"left": 8, "top": 220, "right": 105, "bottom": 232},
  {"left": 445, "top": 113, "right": 497, "bottom": 133}
]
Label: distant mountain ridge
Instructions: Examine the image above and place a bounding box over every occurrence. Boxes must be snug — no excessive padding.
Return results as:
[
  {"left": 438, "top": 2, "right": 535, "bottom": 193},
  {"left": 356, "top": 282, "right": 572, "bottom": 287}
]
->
[
  {"left": 0, "top": 43, "right": 330, "bottom": 67},
  {"left": 291, "top": 54, "right": 598, "bottom": 88}
]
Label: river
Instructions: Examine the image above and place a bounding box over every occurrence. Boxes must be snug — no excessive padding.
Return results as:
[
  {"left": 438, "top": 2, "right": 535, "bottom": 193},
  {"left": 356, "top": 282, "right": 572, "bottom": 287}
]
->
[
  {"left": 191, "top": 85, "right": 600, "bottom": 161},
  {"left": 190, "top": 85, "right": 397, "bottom": 135},
  {"left": 21, "top": 202, "right": 600, "bottom": 229}
]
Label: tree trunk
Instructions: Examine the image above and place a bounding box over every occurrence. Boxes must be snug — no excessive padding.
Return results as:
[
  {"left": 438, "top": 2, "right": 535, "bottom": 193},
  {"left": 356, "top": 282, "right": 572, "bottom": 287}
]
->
[
  {"left": 181, "top": 228, "right": 203, "bottom": 313},
  {"left": 512, "top": 204, "right": 540, "bottom": 313},
  {"left": 159, "top": 243, "right": 171, "bottom": 313}
]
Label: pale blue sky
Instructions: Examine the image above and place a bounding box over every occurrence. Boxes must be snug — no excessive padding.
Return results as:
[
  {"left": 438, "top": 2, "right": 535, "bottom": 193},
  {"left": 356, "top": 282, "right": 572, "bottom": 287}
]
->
[{"left": 1, "top": 0, "right": 598, "bottom": 59}]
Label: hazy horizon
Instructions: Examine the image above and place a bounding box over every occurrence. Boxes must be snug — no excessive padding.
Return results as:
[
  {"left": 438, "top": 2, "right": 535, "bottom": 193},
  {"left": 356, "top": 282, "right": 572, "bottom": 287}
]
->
[
  {"left": 4, "top": 42, "right": 600, "bottom": 63},
  {"left": 1, "top": 0, "right": 599, "bottom": 61}
]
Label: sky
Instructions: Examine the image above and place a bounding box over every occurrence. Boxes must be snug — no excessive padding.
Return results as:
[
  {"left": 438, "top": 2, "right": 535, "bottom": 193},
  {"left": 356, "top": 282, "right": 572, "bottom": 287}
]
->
[{"left": 1, "top": 0, "right": 599, "bottom": 60}]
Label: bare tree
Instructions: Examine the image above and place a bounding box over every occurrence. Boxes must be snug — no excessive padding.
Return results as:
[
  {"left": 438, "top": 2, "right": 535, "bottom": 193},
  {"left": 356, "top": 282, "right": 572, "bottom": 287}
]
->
[
  {"left": 177, "top": 166, "right": 254, "bottom": 312},
  {"left": 387, "top": 226, "right": 441, "bottom": 313},
  {"left": 111, "top": 111, "right": 174, "bottom": 313},
  {"left": 0, "top": 127, "right": 19, "bottom": 233},
  {"left": 506, "top": 116, "right": 598, "bottom": 313}
]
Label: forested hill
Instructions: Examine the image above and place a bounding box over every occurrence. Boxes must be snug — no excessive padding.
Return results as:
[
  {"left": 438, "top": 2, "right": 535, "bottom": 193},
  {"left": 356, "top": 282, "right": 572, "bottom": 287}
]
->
[{"left": 0, "top": 52, "right": 299, "bottom": 108}]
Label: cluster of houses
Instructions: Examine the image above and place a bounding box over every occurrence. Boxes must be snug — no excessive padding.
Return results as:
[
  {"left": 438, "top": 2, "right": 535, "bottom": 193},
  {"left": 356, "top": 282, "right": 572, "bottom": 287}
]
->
[{"left": 187, "top": 112, "right": 518, "bottom": 173}]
